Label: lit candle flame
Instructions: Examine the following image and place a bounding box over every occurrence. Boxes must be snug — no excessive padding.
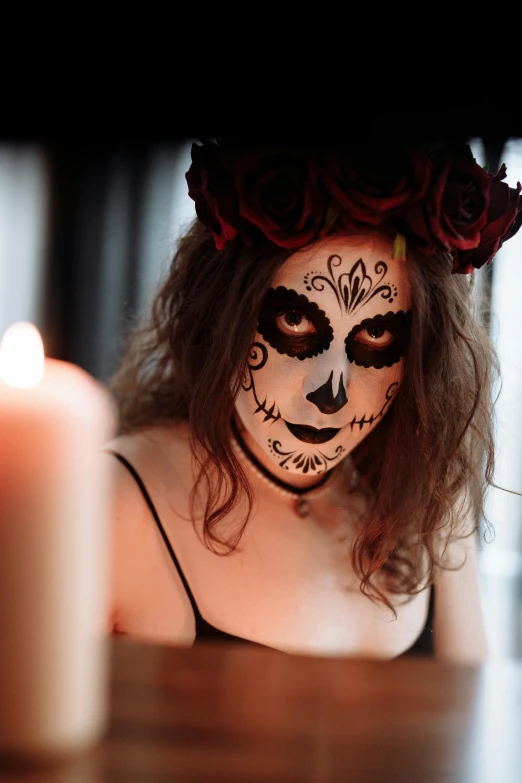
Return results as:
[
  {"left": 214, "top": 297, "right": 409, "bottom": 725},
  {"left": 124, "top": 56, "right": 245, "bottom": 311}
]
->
[{"left": 0, "top": 322, "right": 45, "bottom": 388}]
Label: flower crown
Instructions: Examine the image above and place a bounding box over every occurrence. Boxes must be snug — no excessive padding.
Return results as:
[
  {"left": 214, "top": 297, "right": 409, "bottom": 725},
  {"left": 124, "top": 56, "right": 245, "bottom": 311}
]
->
[{"left": 185, "top": 139, "right": 522, "bottom": 275}]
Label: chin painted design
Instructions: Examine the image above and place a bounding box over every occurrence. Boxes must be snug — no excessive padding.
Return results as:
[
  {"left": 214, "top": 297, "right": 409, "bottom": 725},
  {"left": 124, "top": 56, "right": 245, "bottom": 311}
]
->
[
  {"left": 349, "top": 382, "right": 398, "bottom": 431},
  {"left": 242, "top": 342, "right": 281, "bottom": 424},
  {"left": 304, "top": 255, "right": 397, "bottom": 317},
  {"left": 268, "top": 438, "right": 345, "bottom": 474}
]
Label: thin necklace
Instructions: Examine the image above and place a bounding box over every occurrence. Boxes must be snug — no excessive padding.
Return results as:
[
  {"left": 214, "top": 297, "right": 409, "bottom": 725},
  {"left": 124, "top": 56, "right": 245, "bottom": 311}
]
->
[{"left": 230, "top": 421, "right": 335, "bottom": 518}]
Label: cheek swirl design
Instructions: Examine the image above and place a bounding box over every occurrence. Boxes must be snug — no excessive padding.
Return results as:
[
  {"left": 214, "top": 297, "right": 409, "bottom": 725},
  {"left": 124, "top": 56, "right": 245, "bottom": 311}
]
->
[
  {"left": 304, "top": 255, "right": 397, "bottom": 317},
  {"left": 349, "top": 382, "right": 398, "bottom": 431},
  {"left": 241, "top": 342, "right": 281, "bottom": 423},
  {"left": 268, "top": 438, "right": 345, "bottom": 474}
]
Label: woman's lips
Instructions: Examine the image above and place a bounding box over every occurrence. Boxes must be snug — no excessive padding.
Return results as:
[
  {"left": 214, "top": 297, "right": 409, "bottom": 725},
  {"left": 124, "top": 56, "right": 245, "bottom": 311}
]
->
[{"left": 284, "top": 421, "right": 340, "bottom": 444}]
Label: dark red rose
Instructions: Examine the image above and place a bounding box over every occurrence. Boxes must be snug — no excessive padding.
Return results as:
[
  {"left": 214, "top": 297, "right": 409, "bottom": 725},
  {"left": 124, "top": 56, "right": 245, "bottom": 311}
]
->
[
  {"left": 186, "top": 141, "right": 241, "bottom": 250},
  {"left": 451, "top": 165, "right": 522, "bottom": 274},
  {"left": 321, "top": 144, "right": 432, "bottom": 226},
  {"left": 235, "top": 151, "right": 328, "bottom": 249},
  {"left": 404, "top": 146, "right": 492, "bottom": 255}
]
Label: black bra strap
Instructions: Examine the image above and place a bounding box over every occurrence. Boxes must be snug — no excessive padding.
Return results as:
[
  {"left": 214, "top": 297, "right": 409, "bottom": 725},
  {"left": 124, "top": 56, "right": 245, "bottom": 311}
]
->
[
  {"left": 106, "top": 450, "right": 203, "bottom": 621},
  {"left": 427, "top": 582, "right": 435, "bottom": 629}
]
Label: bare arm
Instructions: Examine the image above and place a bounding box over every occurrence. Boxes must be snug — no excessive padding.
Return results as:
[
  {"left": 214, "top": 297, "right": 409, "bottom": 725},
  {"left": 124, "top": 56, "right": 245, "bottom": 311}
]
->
[
  {"left": 103, "top": 451, "right": 142, "bottom": 636},
  {"left": 102, "top": 445, "right": 195, "bottom": 644},
  {"left": 432, "top": 506, "right": 488, "bottom": 664}
]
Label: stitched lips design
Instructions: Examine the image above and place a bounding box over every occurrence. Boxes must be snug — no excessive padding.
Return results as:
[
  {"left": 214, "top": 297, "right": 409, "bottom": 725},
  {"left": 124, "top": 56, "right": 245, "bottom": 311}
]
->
[{"left": 284, "top": 421, "right": 340, "bottom": 444}]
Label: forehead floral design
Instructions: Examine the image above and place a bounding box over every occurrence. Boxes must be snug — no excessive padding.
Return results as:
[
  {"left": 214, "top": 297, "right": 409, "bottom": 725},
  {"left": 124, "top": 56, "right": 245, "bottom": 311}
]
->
[{"left": 186, "top": 139, "right": 522, "bottom": 275}]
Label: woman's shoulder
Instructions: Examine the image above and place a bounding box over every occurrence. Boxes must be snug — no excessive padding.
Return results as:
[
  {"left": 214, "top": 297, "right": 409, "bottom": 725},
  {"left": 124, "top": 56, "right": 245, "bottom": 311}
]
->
[
  {"left": 104, "top": 419, "right": 191, "bottom": 462},
  {"left": 102, "top": 420, "right": 197, "bottom": 638},
  {"left": 104, "top": 420, "right": 193, "bottom": 485},
  {"left": 102, "top": 419, "right": 197, "bottom": 535}
]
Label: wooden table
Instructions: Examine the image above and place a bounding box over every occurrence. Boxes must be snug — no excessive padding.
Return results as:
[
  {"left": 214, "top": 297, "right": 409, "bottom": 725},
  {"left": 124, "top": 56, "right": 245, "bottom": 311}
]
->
[{"left": 1, "top": 638, "right": 521, "bottom": 782}]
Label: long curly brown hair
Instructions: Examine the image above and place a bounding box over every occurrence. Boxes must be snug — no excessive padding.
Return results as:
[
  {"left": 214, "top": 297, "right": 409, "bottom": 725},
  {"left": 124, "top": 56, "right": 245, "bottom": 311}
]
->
[{"left": 107, "top": 219, "right": 498, "bottom": 614}]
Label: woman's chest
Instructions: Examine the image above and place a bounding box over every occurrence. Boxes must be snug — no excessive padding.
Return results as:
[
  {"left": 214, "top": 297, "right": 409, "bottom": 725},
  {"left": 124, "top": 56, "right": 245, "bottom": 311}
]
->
[{"left": 121, "top": 483, "right": 431, "bottom": 659}]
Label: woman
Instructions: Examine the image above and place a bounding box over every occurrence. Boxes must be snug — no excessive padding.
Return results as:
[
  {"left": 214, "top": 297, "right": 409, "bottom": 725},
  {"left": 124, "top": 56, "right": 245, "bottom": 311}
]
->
[{"left": 103, "top": 139, "right": 521, "bottom": 661}]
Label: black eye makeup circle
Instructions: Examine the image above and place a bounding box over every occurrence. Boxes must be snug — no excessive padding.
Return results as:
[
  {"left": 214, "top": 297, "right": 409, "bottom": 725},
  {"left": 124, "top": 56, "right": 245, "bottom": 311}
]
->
[
  {"left": 258, "top": 287, "right": 333, "bottom": 360},
  {"left": 345, "top": 309, "right": 412, "bottom": 369}
]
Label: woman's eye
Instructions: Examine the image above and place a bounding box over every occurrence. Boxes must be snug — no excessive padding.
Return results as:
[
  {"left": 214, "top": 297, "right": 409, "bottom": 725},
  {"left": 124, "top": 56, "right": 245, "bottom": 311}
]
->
[
  {"left": 275, "top": 310, "right": 317, "bottom": 336},
  {"left": 354, "top": 326, "right": 395, "bottom": 349}
]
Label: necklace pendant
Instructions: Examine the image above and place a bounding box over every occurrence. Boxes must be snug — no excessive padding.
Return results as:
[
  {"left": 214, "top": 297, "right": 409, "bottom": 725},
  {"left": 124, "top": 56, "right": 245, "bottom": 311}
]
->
[{"left": 294, "top": 497, "right": 310, "bottom": 518}]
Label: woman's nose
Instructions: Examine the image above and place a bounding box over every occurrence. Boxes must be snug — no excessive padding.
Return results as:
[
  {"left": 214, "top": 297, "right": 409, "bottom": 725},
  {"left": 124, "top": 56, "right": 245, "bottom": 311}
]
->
[{"left": 306, "top": 370, "right": 348, "bottom": 414}]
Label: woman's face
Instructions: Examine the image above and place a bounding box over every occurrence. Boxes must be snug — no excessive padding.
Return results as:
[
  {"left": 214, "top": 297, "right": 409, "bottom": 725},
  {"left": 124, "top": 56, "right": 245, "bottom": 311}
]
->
[{"left": 234, "top": 234, "right": 412, "bottom": 478}]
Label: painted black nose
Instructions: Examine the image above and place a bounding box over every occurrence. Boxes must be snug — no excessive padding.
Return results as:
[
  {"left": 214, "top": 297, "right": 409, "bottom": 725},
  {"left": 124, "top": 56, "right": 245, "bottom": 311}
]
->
[{"left": 306, "top": 371, "right": 348, "bottom": 414}]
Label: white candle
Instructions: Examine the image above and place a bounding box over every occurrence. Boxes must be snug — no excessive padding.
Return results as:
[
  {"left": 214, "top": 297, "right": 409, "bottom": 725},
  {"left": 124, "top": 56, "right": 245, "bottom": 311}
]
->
[{"left": 0, "top": 323, "right": 116, "bottom": 761}]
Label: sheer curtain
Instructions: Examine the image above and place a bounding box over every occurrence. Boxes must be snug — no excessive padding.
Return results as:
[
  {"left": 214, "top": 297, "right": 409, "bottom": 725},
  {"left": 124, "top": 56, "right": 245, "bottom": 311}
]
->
[
  {"left": 0, "top": 147, "right": 49, "bottom": 338},
  {"left": 479, "top": 138, "right": 522, "bottom": 659},
  {"left": 94, "top": 144, "right": 196, "bottom": 383}
]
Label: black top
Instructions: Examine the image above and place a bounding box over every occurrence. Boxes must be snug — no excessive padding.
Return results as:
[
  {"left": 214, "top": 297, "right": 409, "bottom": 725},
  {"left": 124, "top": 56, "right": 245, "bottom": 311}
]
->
[{"left": 108, "top": 451, "right": 434, "bottom": 657}]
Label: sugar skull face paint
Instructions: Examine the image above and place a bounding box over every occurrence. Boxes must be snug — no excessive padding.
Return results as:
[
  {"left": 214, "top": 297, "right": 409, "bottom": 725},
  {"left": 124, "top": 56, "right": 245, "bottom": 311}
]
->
[{"left": 234, "top": 234, "right": 412, "bottom": 481}]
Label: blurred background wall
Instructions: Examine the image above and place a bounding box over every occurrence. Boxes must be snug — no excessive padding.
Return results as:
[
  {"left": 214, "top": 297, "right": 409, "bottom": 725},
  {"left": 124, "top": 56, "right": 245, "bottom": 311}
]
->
[{"left": 1, "top": 134, "right": 521, "bottom": 659}]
